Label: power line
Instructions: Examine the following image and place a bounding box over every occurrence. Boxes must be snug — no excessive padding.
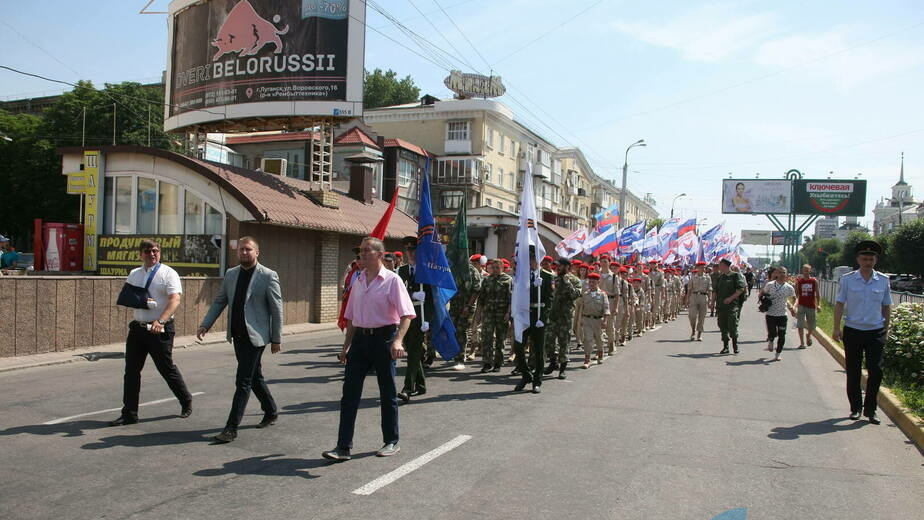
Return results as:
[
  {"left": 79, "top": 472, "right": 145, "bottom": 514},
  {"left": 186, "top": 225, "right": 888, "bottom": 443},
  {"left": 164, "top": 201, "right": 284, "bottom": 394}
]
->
[
  {"left": 431, "top": 0, "right": 492, "bottom": 71},
  {"left": 492, "top": 0, "right": 607, "bottom": 67}
]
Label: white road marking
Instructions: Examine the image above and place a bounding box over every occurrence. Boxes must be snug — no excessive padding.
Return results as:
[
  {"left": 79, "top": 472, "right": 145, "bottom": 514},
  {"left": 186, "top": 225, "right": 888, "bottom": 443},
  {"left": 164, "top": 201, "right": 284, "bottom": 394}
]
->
[
  {"left": 44, "top": 392, "right": 205, "bottom": 425},
  {"left": 351, "top": 434, "right": 473, "bottom": 495}
]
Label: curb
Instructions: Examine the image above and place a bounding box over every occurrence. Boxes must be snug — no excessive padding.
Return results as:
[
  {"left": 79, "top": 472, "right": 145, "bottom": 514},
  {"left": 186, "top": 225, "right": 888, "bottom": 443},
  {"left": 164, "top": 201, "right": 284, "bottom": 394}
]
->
[
  {"left": 812, "top": 328, "right": 924, "bottom": 451},
  {"left": 0, "top": 323, "right": 341, "bottom": 374}
]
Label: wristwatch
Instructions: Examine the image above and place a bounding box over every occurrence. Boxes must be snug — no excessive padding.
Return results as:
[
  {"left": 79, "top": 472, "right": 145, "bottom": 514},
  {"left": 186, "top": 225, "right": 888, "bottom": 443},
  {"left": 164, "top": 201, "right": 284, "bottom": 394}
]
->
[{"left": 157, "top": 319, "right": 167, "bottom": 325}]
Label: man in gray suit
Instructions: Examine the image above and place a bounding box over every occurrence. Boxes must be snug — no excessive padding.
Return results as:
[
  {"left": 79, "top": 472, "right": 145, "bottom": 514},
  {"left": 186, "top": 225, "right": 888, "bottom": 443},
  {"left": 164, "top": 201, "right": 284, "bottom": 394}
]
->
[{"left": 197, "top": 236, "right": 283, "bottom": 443}]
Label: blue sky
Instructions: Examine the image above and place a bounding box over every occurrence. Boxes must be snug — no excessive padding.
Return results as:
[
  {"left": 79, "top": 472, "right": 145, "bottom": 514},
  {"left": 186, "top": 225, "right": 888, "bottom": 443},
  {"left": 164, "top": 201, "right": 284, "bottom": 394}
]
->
[{"left": 2, "top": 0, "right": 922, "bottom": 258}]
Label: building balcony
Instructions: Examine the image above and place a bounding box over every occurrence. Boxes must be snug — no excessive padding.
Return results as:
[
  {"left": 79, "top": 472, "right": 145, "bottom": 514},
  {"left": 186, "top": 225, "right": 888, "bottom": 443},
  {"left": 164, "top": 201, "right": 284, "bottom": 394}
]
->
[{"left": 445, "top": 139, "right": 471, "bottom": 154}]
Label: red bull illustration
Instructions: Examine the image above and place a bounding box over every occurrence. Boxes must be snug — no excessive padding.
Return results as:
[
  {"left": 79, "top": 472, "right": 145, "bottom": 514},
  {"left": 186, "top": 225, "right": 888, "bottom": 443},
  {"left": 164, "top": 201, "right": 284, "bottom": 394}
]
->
[{"left": 211, "top": 0, "right": 289, "bottom": 61}]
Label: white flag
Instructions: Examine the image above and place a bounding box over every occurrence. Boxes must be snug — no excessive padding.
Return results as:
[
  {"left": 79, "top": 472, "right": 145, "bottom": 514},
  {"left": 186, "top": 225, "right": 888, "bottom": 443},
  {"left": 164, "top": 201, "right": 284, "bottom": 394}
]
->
[
  {"left": 556, "top": 227, "right": 587, "bottom": 259},
  {"left": 512, "top": 163, "right": 546, "bottom": 343}
]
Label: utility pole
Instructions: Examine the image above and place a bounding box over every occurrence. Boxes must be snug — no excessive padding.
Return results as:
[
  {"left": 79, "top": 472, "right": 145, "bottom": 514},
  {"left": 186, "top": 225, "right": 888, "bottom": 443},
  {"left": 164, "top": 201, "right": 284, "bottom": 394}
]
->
[
  {"left": 147, "top": 105, "right": 151, "bottom": 147},
  {"left": 112, "top": 103, "right": 116, "bottom": 146}
]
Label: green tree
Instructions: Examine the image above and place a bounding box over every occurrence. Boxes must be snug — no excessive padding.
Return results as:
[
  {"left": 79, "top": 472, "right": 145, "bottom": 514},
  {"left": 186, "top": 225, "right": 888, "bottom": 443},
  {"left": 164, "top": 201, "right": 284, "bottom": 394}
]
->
[
  {"left": 889, "top": 220, "right": 924, "bottom": 277},
  {"left": 647, "top": 218, "right": 664, "bottom": 231},
  {"left": 363, "top": 69, "right": 421, "bottom": 109},
  {"left": 0, "top": 110, "right": 76, "bottom": 244}
]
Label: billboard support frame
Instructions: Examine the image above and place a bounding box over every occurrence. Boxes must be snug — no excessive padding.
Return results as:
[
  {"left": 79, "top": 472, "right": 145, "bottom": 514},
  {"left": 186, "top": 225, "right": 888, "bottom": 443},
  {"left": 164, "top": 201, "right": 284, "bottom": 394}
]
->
[{"left": 762, "top": 169, "right": 820, "bottom": 273}]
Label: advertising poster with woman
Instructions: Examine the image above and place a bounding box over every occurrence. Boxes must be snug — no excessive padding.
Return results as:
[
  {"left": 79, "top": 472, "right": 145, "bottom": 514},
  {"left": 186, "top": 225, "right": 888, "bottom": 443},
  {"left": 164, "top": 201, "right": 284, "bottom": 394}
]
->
[{"left": 722, "top": 180, "right": 792, "bottom": 214}]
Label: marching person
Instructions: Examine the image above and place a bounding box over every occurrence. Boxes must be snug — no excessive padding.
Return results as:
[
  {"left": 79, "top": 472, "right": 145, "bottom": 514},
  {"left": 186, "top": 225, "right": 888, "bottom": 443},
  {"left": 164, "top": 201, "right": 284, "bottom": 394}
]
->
[
  {"left": 513, "top": 250, "right": 553, "bottom": 394},
  {"left": 599, "top": 257, "right": 621, "bottom": 354},
  {"left": 110, "top": 240, "right": 193, "bottom": 426},
  {"left": 832, "top": 241, "right": 892, "bottom": 425},
  {"left": 449, "top": 252, "right": 482, "bottom": 370},
  {"left": 397, "top": 236, "right": 431, "bottom": 402},
  {"left": 323, "top": 237, "right": 415, "bottom": 461},
  {"left": 759, "top": 266, "right": 796, "bottom": 361},
  {"left": 685, "top": 262, "right": 712, "bottom": 341},
  {"left": 198, "top": 237, "right": 283, "bottom": 443},
  {"left": 794, "top": 264, "right": 820, "bottom": 349},
  {"left": 575, "top": 272, "right": 610, "bottom": 368},
  {"left": 545, "top": 258, "right": 583, "bottom": 379},
  {"left": 713, "top": 258, "right": 746, "bottom": 354},
  {"left": 649, "top": 261, "right": 664, "bottom": 324},
  {"left": 618, "top": 267, "right": 635, "bottom": 343},
  {"left": 479, "top": 259, "right": 513, "bottom": 372}
]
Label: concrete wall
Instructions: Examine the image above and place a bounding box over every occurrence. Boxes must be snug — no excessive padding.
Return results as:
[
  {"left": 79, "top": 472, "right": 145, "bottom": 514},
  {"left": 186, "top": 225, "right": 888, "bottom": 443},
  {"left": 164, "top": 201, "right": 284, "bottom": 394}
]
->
[{"left": 0, "top": 276, "right": 226, "bottom": 358}]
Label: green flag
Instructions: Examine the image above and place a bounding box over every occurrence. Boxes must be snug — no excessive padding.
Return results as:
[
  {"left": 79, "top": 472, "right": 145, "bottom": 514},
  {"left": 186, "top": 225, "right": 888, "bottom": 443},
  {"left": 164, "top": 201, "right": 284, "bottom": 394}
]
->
[{"left": 447, "top": 193, "right": 470, "bottom": 284}]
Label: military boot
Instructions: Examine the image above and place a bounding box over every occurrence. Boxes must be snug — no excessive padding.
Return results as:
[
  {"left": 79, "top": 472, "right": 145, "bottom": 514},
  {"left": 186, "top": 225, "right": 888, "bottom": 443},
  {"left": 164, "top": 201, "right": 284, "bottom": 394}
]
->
[{"left": 558, "top": 362, "right": 568, "bottom": 379}]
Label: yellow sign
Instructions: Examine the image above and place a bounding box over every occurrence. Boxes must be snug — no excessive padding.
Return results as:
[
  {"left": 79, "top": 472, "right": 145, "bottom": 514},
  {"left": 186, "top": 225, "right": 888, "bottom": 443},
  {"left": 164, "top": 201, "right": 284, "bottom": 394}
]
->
[
  {"left": 66, "top": 173, "right": 88, "bottom": 194},
  {"left": 83, "top": 151, "right": 100, "bottom": 271}
]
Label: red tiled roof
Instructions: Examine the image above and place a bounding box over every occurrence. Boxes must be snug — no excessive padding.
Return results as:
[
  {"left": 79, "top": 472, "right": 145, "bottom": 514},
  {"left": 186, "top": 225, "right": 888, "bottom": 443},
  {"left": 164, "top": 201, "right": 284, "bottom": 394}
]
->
[
  {"left": 224, "top": 131, "right": 320, "bottom": 145},
  {"left": 334, "top": 127, "right": 381, "bottom": 149},
  {"left": 382, "top": 138, "right": 433, "bottom": 158}
]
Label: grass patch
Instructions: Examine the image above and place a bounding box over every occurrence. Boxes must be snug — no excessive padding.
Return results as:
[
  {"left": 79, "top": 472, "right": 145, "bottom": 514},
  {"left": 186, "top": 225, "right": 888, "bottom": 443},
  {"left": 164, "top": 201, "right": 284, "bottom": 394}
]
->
[{"left": 817, "top": 301, "right": 924, "bottom": 419}]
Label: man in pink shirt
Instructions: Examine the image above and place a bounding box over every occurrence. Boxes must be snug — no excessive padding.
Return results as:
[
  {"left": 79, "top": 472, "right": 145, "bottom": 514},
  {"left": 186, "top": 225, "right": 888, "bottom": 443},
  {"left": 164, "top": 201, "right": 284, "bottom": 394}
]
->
[{"left": 323, "top": 236, "right": 416, "bottom": 461}]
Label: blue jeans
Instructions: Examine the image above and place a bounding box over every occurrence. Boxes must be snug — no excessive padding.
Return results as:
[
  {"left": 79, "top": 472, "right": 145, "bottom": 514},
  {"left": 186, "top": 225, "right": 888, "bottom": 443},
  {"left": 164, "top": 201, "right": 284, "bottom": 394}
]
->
[{"left": 337, "top": 326, "right": 399, "bottom": 450}]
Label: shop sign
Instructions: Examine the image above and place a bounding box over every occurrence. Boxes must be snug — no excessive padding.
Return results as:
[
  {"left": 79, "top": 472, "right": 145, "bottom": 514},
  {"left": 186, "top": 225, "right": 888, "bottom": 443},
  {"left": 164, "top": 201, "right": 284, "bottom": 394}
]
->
[
  {"left": 444, "top": 70, "right": 505, "bottom": 99},
  {"left": 97, "top": 235, "right": 221, "bottom": 277}
]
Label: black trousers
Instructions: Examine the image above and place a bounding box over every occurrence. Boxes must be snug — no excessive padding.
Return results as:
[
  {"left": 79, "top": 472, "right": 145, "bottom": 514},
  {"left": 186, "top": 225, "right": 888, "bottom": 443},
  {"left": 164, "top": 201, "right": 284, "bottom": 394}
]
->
[
  {"left": 514, "top": 324, "right": 545, "bottom": 386},
  {"left": 226, "top": 335, "right": 277, "bottom": 430},
  {"left": 121, "top": 321, "right": 192, "bottom": 419},
  {"left": 338, "top": 326, "right": 399, "bottom": 450},
  {"left": 843, "top": 326, "right": 885, "bottom": 415},
  {"left": 765, "top": 314, "right": 787, "bottom": 353}
]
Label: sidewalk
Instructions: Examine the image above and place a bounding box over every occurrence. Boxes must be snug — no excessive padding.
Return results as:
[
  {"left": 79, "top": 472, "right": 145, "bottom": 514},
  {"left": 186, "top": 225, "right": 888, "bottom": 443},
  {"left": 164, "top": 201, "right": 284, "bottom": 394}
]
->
[{"left": 0, "top": 322, "right": 342, "bottom": 374}]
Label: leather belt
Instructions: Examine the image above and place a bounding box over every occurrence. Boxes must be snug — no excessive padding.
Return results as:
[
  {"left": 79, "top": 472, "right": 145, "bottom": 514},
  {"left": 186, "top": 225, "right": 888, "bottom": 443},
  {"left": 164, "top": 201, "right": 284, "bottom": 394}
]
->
[
  {"left": 356, "top": 324, "right": 397, "bottom": 336},
  {"left": 607, "top": 295, "right": 617, "bottom": 299},
  {"left": 130, "top": 319, "right": 173, "bottom": 327},
  {"left": 582, "top": 314, "right": 603, "bottom": 319},
  {"left": 530, "top": 303, "right": 545, "bottom": 308},
  {"left": 694, "top": 291, "right": 709, "bottom": 295}
]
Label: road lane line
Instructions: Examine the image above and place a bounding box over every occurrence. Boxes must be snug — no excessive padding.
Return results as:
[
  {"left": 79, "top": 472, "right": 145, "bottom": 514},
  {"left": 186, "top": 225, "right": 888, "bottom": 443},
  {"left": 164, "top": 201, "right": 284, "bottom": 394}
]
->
[
  {"left": 44, "top": 392, "right": 205, "bottom": 425},
  {"left": 351, "top": 434, "right": 473, "bottom": 495}
]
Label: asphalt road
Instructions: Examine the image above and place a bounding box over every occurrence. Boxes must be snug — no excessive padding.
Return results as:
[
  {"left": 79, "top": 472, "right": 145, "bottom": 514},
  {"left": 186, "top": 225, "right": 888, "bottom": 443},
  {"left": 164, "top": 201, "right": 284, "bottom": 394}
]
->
[{"left": 1, "top": 304, "right": 922, "bottom": 520}]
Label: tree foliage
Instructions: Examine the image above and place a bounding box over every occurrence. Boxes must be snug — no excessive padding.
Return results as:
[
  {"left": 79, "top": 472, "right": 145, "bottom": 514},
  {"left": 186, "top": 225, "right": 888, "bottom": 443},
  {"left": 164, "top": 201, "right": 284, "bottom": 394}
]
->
[
  {"left": 889, "top": 220, "right": 924, "bottom": 277},
  {"left": 799, "top": 237, "right": 840, "bottom": 278},
  {"left": 647, "top": 218, "right": 664, "bottom": 231},
  {"left": 363, "top": 69, "right": 421, "bottom": 109}
]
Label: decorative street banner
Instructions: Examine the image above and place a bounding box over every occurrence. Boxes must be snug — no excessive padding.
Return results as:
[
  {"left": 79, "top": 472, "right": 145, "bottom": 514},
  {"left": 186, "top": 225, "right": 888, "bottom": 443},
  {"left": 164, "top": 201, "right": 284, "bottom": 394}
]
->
[
  {"left": 792, "top": 179, "right": 867, "bottom": 216},
  {"left": 722, "top": 179, "right": 792, "bottom": 214},
  {"left": 97, "top": 235, "right": 221, "bottom": 277}
]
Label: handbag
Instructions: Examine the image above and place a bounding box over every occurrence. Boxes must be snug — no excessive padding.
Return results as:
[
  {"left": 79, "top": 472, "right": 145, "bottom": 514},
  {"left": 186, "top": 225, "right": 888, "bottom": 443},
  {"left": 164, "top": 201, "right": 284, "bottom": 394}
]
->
[
  {"left": 116, "top": 264, "right": 161, "bottom": 309},
  {"left": 758, "top": 283, "right": 775, "bottom": 313}
]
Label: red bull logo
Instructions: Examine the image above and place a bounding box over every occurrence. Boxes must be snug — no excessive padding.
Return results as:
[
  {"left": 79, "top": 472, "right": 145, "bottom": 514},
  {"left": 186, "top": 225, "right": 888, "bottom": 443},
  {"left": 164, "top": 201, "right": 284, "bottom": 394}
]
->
[{"left": 211, "top": 0, "right": 289, "bottom": 61}]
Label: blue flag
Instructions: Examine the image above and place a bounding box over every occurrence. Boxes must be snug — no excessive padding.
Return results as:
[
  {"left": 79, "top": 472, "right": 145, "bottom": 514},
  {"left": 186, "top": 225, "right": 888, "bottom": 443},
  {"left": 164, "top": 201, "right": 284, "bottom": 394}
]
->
[{"left": 414, "top": 160, "right": 461, "bottom": 361}]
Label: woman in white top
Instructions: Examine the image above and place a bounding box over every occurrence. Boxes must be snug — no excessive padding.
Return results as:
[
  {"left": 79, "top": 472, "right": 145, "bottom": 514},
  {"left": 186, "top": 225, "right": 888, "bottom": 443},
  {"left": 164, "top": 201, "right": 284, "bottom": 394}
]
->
[{"left": 759, "top": 266, "right": 797, "bottom": 361}]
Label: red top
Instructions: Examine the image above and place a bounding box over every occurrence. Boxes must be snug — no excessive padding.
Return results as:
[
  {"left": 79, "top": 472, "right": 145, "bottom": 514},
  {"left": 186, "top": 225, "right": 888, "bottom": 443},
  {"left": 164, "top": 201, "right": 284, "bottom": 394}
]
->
[{"left": 795, "top": 277, "right": 819, "bottom": 307}]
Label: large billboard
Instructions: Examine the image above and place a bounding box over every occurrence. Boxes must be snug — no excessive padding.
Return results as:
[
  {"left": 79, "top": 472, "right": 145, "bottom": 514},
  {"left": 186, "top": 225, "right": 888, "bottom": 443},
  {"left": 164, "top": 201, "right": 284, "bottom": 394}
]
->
[
  {"left": 722, "top": 179, "right": 792, "bottom": 214},
  {"left": 740, "top": 230, "right": 772, "bottom": 245},
  {"left": 164, "top": 0, "right": 365, "bottom": 132},
  {"left": 792, "top": 179, "right": 867, "bottom": 216},
  {"left": 97, "top": 235, "right": 221, "bottom": 277}
]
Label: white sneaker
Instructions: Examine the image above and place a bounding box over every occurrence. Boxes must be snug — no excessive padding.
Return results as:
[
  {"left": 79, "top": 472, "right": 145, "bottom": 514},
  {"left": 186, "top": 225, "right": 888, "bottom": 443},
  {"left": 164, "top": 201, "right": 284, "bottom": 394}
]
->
[
  {"left": 774, "top": 352, "right": 781, "bottom": 361},
  {"left": 453, "top": 362, "right": 466, "bottom": 371}
]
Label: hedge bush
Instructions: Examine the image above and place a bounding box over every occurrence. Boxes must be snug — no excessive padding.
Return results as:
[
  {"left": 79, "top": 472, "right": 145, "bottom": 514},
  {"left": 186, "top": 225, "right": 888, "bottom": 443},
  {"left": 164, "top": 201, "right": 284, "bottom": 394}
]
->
[{"left": 884, "top": 303, "right": 924, "bottom": 391}]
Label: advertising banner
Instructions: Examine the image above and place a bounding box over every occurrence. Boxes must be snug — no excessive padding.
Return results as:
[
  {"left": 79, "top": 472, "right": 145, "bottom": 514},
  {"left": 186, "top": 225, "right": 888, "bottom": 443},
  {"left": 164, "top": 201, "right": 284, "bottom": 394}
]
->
[
  {"left": 97, "top": 235, "right": 221, "bottom": 277},
  {"left": 792, "top": 179, "right": 867, "bottom": 216},
  {"left": 722, "top": 179, "right": 792, "bottom": 214},
  {"left": 165, "top": 0, "right": 364, "bottom": 131},
  {"left": 740, "top": 230, "right": 772, "bottom": 245},
  {"left": 83, "top": 151, "right": 100, "bottom": 271}
]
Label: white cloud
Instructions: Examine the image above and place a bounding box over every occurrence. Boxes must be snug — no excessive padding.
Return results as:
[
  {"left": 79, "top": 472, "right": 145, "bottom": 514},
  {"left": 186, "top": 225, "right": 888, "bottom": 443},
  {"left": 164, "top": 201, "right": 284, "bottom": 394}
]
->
[
  {"left": 611, "top": 4, "right": 779, "bottom": 62},
  {"left": 753, "top": 26, "right": 924, "bottom": 90}
]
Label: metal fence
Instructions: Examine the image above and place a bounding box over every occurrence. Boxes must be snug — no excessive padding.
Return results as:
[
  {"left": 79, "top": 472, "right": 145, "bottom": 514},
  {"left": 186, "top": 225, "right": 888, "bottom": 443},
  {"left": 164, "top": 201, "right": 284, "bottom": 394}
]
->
[{"left": 818, "top": 279, "right": 924, "bottom": 306}]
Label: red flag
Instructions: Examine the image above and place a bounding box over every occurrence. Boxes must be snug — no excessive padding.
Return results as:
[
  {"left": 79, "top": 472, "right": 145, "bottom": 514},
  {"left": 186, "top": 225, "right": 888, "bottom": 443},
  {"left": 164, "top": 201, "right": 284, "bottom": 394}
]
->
[{"left": 337, "top": 187, "right": 400, "bottom": 330}]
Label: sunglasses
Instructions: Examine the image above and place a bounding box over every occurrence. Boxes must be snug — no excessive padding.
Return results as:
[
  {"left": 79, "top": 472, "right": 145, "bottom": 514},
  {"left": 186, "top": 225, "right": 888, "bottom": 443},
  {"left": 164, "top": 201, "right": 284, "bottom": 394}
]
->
[{"left": 142, "top": 249, "right": 161, "bottom": 254}]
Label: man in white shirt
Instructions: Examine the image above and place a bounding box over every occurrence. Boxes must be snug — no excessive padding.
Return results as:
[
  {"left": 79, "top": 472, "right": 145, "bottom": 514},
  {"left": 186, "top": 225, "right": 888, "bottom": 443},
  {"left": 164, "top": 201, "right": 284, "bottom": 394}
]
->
[{"left": 110, "top": 239, "right": 193, "bottom": 426}]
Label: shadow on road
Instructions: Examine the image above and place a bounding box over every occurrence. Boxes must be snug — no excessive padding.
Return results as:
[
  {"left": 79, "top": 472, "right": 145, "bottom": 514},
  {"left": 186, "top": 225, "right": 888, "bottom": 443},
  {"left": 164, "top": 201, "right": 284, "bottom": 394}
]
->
[
  {"left": 80, "top": 424, "right": 222, "bottom": 449},
  {"left": 193, "top": 454, "right": 326, "bottom": 479},
  {"left": 725, "top": 358, "right": 771, "bottom": 366},
  {"left": 768, "top": 417, "right": 865, "bottom": 440},
  {"left": 668, "top": 353, "right": 722, "bottom": 359},
  {"left": 0, "top": 420, "right": 110, "bottom": 438}
]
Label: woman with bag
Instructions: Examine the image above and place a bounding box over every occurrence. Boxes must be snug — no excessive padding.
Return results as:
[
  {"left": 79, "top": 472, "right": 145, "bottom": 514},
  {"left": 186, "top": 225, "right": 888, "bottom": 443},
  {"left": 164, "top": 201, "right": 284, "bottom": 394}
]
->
[{"left": 758, "top": 267, "right": 796, "bottom": 361}]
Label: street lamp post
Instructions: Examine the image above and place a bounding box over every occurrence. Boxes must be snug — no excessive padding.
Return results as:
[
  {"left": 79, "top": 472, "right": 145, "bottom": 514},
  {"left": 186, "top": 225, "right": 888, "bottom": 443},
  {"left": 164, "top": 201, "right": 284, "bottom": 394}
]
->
[
  {"left": 619, "top": 139, "right": 646, "bottom": 231},
  {"left": 670, "top": 193, "right": 687, "bottom": 219}
]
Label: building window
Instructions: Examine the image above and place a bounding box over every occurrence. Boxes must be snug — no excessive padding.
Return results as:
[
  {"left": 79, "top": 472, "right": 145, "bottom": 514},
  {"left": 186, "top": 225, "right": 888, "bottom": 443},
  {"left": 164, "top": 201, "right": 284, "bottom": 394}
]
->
[
  {"left": 158, "top": 182, "right": 181, "bottom": 234},
  {"left": 499, "top": 135, "right": 506, "bottom": 155},
  {"left": 509, "top": 204, "right": 515, "bottom": 212},
  {"left": 205, "top": 203, "right": 222, "bottom": 234},
  {"left": 398, "top": 158, "right": 415, "bottom": 188},
  {"left": 137, "top": 177, "right": 157, "bottom": 234},
  {"left": 496, "top": 201, "right": 503, "bottom": 209},
  {"left": 485, "top": 197, "right": 492, "bottom": 207},
  {"left": 435, "top": 159, "right": 479, "bottom": 183},
  {"left": 447, "top": 121, "right": 469, "bottom": 141},
  {"left": 185, "top": 191, "right": 204, "bottom": 234},
  {"left": 442, "top": 190, "right": 464, "bottom": 210},
  {"left": 508, "top": 173, "right": 515, "bottom": 190},
  {"left": 498, "top": 167, "right": 504, "bottom": 186},
  {"left": 483, "top": 163, "right": 492, "bottom": 183},
  {"left": 114, "top": 176, "right": 133, "bottom": 234},
  {"left": 487, "top": 129, "right": 495, "bottom": 148}
]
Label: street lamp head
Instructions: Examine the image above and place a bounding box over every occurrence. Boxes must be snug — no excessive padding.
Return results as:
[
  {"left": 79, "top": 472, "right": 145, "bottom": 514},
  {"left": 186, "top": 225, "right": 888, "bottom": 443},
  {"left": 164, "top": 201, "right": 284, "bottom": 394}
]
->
[{"left": 636, "top": 139, "right": 645, "bottom": 144}]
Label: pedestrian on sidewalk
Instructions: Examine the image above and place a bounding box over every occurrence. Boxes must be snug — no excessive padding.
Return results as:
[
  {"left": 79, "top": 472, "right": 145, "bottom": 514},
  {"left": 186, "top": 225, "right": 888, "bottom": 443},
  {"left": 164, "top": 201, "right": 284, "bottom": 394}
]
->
[
  {"left": 794, "top": 264, "right": 820, "bottom": 348},
  {"left": 323, "top": 237, "right": 415, "bottom": 461},
  {"left": 832, "top": 240, "right": 892, "bottom": 425},
  {"left": 110, "top": 239, "right": 192, "bottom": 426},
  {"left": 713, "top": 258, "right": 746, "bottom": 354},
  {"left": 198, "top": 237, "right": 283, "bottom": 443},
  {"left": 759, "top": 266, "right": 796, "bottom": 361}
]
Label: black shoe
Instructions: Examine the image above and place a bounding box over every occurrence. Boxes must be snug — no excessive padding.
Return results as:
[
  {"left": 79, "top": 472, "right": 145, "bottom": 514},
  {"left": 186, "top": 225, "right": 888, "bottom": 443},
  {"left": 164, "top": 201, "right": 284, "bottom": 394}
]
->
[
  {"left": 531, "top": 384, "right": 541, "bottom": 394},
  {"left": 557, "top": 362, "right": 567, "bottom": 380},
  {"left": 849, "top": 411, "right": 862, "bottom": 420},
  {"left": 256, "top": 414, "right": 278, "bottom": 428},
  {"left": 733, "top": 348, "right": 739, "bottom": 355},
  {"left": 480, "top": 364, "right": 493, "bottom": 373},
  {"left": 397, "top": 392, "right": 410, "bottom": 403},
  {"left": 322, "top": 447, "right": 351, "bottom": 462},
  {"left": 180, "top": 402, "right": 193, "bottom": 418},
  {"left": 214, "top": 428, "right": 237, "bottom": 443},
  {"left": 511, "top": 368, "right": 522, "bottom": 376},
  {"left": 514, "top": 378, "right": 530, "bottom": 392},
  {"left": 490, "top": 365, "right": 501, "bottom": 373},
  {"left": 719, "top": 347, "right": 729, "bottom": 354},
  {"left": 543, "top": 362, "right": 557, "bottom": 375},
  {"left": 109, "top": 415, "right": 138, "bottom": 427},
  {"left": 866, "top": 412, "right": 881, "bottom": 425},
  {"left": 410, "top": 389, "right": 426, "bottom": 397}
]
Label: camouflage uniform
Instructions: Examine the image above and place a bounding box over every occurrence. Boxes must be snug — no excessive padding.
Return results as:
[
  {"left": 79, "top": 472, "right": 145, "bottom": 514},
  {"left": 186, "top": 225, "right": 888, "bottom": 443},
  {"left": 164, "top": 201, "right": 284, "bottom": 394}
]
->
[
  {"left": 479, "top": 271, "right": 513, "bottom": 368},
  {"left": 548, "top": 272, "right": 583, "bottom": 365},
  {"left": 620, "top": 274, "right": 636, "bottom": 341},
  {"left": 450, "top": 262, "right": 482, "bottom": 362}
]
